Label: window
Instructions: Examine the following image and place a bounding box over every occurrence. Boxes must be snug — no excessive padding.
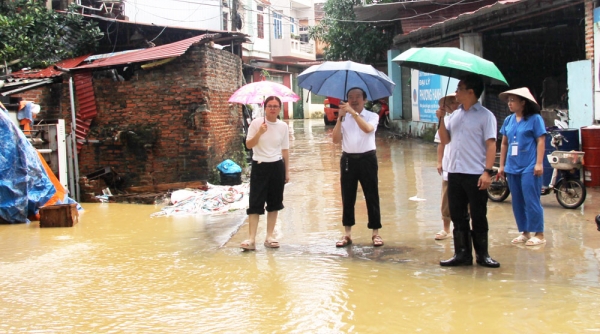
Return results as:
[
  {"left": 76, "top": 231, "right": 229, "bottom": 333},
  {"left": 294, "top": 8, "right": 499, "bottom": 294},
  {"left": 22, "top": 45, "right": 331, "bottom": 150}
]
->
[
  {"left": 290, "top": 18, "right": 295, "bottom": 34},
  {"left": 257, "top": 13, "right": 264, "bottom": 39},
  {"left": 223, "top": 13, "right": 228, "bottom": 31},
  {"left": 269, "top": 75, "right": 284, "bottom": 84},
  {"left": 274, "top": 13, "right": 282, "bottom": 39}
]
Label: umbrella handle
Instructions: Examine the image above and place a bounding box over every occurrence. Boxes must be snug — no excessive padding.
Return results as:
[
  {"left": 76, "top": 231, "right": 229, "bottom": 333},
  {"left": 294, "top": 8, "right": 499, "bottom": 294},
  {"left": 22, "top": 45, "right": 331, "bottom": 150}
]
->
[{"left": 439, "top": 74, "right": 452, "bottom": 129}]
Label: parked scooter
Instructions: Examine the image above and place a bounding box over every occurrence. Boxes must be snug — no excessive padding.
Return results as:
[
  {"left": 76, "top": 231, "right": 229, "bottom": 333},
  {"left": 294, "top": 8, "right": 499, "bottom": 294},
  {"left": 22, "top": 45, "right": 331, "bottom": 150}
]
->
[{"left": 371, "top": 98, "right": 391, "bottom": 128}]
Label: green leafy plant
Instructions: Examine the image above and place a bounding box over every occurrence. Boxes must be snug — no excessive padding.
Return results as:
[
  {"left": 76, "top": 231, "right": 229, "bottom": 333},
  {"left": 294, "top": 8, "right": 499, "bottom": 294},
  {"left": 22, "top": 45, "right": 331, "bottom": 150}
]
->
[{"left": 0, "top": 0, "right": 103, "bottom": 70}]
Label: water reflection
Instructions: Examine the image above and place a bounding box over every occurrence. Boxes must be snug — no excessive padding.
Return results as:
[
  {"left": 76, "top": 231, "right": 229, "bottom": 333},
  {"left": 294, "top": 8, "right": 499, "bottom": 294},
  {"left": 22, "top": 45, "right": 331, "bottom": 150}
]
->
[{"left": 1, "top": 120, "right": 600, "bottom": 332}]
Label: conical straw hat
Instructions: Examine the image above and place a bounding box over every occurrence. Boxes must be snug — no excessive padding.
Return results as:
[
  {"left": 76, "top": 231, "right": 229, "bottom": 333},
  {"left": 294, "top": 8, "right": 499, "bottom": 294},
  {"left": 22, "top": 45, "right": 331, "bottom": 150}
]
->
[
  {"left": 438, "top": 92, "right": 456, "bottom": 106},
  {"left": 498, "top": 87, "right": 540, "bottom": 112}
]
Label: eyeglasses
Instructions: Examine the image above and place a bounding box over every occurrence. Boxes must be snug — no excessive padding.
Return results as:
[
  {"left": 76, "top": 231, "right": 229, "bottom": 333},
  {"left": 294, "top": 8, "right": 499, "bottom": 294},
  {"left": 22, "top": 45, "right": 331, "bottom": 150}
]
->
[
  {"left": 507, "top": 98, "right": 519, "bottom": 103},
  {"left": 265, "top": 105, "right": 280, "bottom": 109}
]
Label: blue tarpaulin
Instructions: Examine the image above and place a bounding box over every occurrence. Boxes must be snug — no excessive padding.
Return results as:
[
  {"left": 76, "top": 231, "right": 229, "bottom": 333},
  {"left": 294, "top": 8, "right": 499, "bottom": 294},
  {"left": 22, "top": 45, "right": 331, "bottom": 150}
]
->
[{"left": 0, "top": 110, "right": 56, "bottom": 223}]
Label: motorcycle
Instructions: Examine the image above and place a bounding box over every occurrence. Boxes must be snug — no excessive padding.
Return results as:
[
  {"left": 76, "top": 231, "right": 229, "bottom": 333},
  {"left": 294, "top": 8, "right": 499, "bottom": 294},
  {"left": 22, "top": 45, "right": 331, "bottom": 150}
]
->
[{"left": 370, "top": 98, "right": 391, "bottom": 128}]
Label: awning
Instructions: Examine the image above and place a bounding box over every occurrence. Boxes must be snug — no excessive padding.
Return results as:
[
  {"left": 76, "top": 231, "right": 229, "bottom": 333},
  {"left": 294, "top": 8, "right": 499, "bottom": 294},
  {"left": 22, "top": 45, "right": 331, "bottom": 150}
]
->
[
  {"left": 243, "top": 64, "right": 291, "bottom": 74},
  {"left": 354, "top": 0, "right": 499, "bottom": 31},
  {"left": 1, "top": 79, "right": 54, "bottom": 96}
]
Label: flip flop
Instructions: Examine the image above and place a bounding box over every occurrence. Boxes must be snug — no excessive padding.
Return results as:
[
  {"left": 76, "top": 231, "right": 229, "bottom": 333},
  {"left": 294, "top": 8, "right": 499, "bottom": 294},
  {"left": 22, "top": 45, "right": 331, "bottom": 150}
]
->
[
  {"left": 336, "top": 236, "right": 352, "bottom": 248},
  {"left": 240, "top": 240, "right": 256, "bottom": 251},
  {"left": 264, "top": 239, "right": 280, "bottom": 248},
  {"left": 525, "top": 236, "right": 546, "bottom": 246},
  {"left": 511, "top": 235, "right": 529, "bottom": 244},
  {"left": 434, "top": 230, "right": 451, "bottom": 240},
  {"left": 372, "top": 235, "right": 384, "bottom": 247}
]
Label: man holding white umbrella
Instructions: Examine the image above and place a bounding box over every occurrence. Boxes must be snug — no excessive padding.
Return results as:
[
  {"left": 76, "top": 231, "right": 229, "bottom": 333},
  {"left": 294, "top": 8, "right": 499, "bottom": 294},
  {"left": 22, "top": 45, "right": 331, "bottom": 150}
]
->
[{"left": 333, "top": 87, "right": 383, "bottom": 248}]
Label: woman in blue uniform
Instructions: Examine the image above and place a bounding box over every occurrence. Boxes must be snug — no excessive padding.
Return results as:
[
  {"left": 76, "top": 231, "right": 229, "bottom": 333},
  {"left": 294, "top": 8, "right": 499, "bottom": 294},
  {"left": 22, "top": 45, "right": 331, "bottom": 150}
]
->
[{"left": 497, "top": 88, "right": 546, "bottom": 246}]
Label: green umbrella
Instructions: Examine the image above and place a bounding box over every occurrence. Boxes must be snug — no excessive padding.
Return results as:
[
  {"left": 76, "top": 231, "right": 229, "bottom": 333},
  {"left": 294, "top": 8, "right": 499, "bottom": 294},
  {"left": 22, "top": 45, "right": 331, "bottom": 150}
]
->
[{"left": 393, "top": 47, "right": 508, "bottom": 86}]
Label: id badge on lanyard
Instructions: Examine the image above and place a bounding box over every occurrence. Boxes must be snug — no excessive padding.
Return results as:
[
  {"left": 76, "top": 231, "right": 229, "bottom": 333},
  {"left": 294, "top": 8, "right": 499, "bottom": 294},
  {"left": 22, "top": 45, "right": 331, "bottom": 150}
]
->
[{"left": 510, "top": 137, "right": 518, "bottom": 156}]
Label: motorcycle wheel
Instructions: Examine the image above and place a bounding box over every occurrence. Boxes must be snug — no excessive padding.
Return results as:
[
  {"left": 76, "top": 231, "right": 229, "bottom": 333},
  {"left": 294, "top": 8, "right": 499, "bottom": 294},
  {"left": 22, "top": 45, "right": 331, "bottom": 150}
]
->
[
  {"left": 324, "top": 114, "right": 335, "bottom": 126},
  {"left": 487, "top": 176, "right": 510, "bottom": 202},
  {"left": 381, "top": 114, "right": 391, "bottom": 129},
  {"left": 556, "top": 179, "right": 586, "bottom": 209}
]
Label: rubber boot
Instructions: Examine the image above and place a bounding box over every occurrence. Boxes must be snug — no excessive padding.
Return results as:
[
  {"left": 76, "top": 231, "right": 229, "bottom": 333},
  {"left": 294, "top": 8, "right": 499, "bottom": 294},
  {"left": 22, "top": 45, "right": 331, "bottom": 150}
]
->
[
  {"left": 440, "top": 230, "right": 473, "bottom": 266},
  {"left": 471, "top": 231, "right": 500, "bottom": 268}
]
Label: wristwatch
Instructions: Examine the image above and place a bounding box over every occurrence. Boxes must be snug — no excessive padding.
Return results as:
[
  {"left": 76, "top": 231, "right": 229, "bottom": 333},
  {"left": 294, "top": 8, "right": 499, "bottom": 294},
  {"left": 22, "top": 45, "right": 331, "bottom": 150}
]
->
[{"left": 483, "top": 168, "right": 494, "bottom": 175}]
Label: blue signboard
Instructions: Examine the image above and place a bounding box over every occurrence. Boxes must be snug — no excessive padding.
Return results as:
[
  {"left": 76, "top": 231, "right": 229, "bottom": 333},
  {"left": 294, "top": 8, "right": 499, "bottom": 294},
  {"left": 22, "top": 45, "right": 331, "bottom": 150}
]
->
[{"left": 418, "top": 72, "right": 442, "bottom": 123}]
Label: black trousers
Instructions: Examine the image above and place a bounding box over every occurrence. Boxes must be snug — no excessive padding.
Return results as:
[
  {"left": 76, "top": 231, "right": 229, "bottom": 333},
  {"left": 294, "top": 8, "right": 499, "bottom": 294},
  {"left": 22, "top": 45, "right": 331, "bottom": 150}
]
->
[
  {"left": 447, "top": 173, "right": 488, "bottom": 233},
  {"left": 340, "top": 151, "right": 381, "bottom": 229},
  {"left": 247, "top": 159, "right": 285, "bottom": 215}
]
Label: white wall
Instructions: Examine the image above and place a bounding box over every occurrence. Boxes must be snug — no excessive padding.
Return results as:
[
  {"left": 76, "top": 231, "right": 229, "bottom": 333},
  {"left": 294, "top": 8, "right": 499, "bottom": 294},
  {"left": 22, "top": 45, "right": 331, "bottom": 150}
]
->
[
  {"left": 242, "top": 0, "right": 270, "bottom": 58},
  {"left": 124, "top": 0, "right": 223, "bottom": 30}
]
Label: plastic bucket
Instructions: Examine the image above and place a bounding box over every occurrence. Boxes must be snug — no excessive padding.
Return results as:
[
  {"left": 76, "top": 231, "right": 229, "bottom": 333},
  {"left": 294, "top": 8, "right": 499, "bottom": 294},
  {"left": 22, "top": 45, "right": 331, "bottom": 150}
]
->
[
  {"left": 581, "top": 125, "right": 600, "bottom": 187},
  {"left": 543, "top": 128, "right": 580, "bottom": 187}
]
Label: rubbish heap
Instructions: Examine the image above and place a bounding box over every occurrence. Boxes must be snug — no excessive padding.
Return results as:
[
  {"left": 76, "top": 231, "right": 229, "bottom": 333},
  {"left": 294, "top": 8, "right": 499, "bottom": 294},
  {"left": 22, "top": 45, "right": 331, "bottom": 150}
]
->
[{"left": 150, "top": 183, "right": 249, "bottom": 217}]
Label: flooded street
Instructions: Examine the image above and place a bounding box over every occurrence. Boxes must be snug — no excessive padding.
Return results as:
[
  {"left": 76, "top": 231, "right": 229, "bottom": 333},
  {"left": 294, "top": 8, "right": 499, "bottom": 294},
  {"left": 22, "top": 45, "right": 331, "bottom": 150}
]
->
[{"left": 2, "top": 119, "right": 600, "bottom": 333}]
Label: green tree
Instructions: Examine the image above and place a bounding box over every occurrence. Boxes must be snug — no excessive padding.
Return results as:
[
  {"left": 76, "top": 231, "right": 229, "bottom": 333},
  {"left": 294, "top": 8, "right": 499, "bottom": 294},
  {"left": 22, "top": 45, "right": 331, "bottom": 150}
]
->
[
  {"left": 309, "top": 0, "right": 393, "bottom": 64},
  {"left": 0, "top": 0, "right": 103, "bottom": 70}
]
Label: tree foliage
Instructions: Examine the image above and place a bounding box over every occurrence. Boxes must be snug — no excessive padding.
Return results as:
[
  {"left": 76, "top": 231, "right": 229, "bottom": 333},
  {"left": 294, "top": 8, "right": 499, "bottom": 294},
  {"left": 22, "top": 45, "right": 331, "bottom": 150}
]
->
[
  {"left": 309, "top": 0, "right": 393, "bottom": 64},
  {"left": 0, "top": 0, "right": 103, "bottom": 70}
]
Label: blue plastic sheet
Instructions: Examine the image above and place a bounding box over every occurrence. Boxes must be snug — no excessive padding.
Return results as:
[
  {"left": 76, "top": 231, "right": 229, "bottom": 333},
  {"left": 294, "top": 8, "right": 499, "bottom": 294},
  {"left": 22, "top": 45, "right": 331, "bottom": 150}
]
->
[
  {"left": 0, "top": 110, "right": 56, "bottom": 223},
  {"left": 216, "top": 159, "right": 242, "bottom": 174}
]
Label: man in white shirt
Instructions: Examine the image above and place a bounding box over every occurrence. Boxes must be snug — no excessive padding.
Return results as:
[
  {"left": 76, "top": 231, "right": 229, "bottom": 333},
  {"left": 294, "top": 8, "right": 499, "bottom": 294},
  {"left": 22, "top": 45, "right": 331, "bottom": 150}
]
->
[{"left": 332, "top": 87, "right": 383, "bottom": 248}]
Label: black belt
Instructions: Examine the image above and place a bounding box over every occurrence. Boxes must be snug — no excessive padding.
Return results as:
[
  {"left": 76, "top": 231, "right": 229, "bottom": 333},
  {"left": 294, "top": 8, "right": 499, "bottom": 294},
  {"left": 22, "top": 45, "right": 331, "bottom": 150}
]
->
[{"left": 342, "top": 150, "right": 376, "bottom": 159}]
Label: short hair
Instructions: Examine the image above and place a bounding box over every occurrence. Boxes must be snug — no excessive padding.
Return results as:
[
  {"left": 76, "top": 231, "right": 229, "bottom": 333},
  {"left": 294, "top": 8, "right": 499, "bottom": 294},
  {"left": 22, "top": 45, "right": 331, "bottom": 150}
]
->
[
  {"left": 460, "top": 74, "right": 484, "bottom": 99},
  {"left": 264, "top": 96, "right": 282, "bottom": 107},
  {"left": 346, "top": 87, "right": 367, "bottom": 100}
]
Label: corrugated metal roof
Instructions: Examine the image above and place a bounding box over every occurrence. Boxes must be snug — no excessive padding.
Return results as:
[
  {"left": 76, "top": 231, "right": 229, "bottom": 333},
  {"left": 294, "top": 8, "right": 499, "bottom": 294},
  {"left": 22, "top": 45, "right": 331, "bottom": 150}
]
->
[
  {"left": 354, "top": 0, "right": 505, "bottom": 31},
  {"left": 72, "top": 71, "right": 98, "bottom": 153},
  {"left": 402, "top": 0, "right": 522, "bottom": 35},
  {"left": 75, "top": 33, "right": 221, "bottom": 70},
  {"left": 74, "top": 72, "right": 98, "bottom": 121},
  {"left": 11, "top": 54, "right": 91, "bottom": 79}
]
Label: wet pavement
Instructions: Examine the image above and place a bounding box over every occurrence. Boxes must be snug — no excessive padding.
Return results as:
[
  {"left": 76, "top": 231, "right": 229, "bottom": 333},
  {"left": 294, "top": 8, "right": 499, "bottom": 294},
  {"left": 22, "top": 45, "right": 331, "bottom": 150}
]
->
[{"left": 2, "top": 119, "right": 600, "bottom": 332}]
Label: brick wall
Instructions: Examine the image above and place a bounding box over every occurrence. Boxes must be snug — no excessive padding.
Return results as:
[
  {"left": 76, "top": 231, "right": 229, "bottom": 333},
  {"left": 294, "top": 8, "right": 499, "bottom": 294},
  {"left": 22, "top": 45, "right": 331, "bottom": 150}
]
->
[
  {"left": 74, "top": 45, "right": 244, "bottom": 187},
  {"left": 13, "top": 83, "right": 63, "bottom": 116}
]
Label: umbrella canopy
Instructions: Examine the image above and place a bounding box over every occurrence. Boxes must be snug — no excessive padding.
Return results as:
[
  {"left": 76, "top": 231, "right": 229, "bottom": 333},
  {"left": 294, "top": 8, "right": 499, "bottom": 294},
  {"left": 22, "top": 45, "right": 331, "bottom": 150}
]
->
[
  {"left": 297, "top": 61, "right": 395, "bottom": 101},
  {"left": 228, "top": 81, "right": 299, "bottom": 105},
  {"left": 393, "top": 47, "right": 508, "bottom": 86}
]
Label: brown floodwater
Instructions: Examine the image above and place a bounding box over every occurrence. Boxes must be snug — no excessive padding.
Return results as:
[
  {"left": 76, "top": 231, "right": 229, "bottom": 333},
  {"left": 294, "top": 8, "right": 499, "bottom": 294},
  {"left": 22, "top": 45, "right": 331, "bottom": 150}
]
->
[{"left": 2, "top": 119, "right": 600, "bottom": 332}]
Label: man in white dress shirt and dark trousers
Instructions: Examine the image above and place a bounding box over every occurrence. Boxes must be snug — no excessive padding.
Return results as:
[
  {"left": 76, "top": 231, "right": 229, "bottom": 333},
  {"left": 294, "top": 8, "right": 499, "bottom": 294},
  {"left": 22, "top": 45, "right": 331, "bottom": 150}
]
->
[
  {"left": 332, "top": 87, "right": 383, "bottom": 248},
  {"left": 436, "top": 74, "right": 500, "bottom": 268}
]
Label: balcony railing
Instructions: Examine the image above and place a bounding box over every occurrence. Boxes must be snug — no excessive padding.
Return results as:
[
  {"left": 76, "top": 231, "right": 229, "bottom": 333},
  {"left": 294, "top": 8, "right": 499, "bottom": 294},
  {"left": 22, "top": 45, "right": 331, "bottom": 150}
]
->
[{"left": 291, "top": 40, "right": 314, "bottom": 54}]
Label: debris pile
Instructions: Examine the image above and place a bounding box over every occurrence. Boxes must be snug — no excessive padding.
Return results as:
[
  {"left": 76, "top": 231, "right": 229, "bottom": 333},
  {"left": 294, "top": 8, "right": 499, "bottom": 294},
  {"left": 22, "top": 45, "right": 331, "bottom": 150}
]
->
[{"left": 150, "top": 183, "right": 249, "bottom": 217}]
